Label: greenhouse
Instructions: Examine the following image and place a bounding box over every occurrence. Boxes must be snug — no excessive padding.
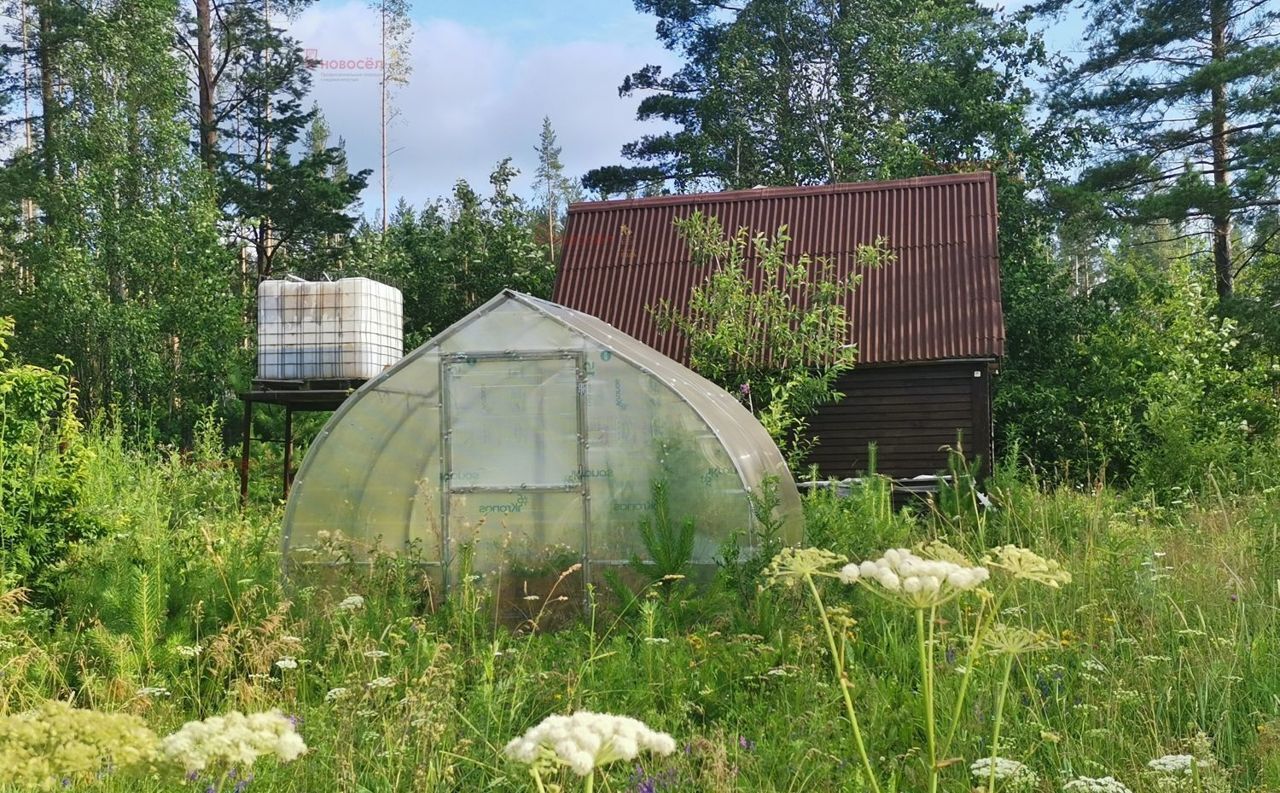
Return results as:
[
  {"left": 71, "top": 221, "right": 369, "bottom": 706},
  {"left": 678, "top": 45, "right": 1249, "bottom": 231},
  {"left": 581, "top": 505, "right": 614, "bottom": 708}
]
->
[{"left": 282, "top": 290, "right": 802, "bottom": 590}]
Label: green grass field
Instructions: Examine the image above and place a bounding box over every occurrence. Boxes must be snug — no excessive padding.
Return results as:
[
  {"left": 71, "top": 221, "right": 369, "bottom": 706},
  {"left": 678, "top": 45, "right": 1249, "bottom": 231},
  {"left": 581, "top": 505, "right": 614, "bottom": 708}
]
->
[{"left": 4, "top": 431, "right": 1280, "bottom": 792}]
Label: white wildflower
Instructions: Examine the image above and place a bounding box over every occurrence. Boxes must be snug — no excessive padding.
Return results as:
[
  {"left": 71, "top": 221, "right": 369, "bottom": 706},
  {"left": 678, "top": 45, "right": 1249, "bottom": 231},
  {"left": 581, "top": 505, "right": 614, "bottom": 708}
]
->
[
  {"left": 504, "top": 711, "right": 675, "bottom": 777},
  {"left": 363, "top": 650, "right": 390, "bottom": 659},
  {"left": 984, "top": 545, "right": 1072, "bottom": 588},
  {"left": 175, "top": 645, "right": 202, "bottom": 659},
  {"left": 843, "top": 548, "right": 989, "bottom": 607},
  {"left": 765, "top": 547, "right": 847, "bottom": 586},
  {"left": 137, "top": 686, "right": 170, "bottom": 698},
  {"left": 970, "top": 757, "right": 1038, "bottom": 788},
  {"left": 1063, "top": 776, "right": 1134, "bottom": 793},
  {"left": 325, "top": 687, "right": 349, "bottom": 702},
  {"left": 642, "top": 637, "right": 669, "bottom": 645},
  {"left": 336, "top": 594, "right": 365, "bottom": 612},
  {"left": 158, "top": 710, "right": 306, "bottom": 774},
  {"left": 368, "top": 676, "right": 395, "bottom": 688},
  {"left": 985, "top": 624, "right": 1052, "bottom": 655},
  {"left": 1148, "top": 754, "right": 1197, "bottom": 775},
  {"left": 275, "top": 657, "right": 298, "bottom": 670}
]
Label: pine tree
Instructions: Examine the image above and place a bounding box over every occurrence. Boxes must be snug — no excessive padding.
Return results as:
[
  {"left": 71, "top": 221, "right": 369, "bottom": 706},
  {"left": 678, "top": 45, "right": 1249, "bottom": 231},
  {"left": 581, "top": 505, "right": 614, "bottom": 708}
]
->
[
  {"left": 533, "top": 116, "right": 567, "bottom": 263},
  {"left": 1037, "top": 0, "right": 1280, "bottom": 299},
  {"left": 213, "top": 1, "right": 369, "bottom": 280},
  {"left": 586, "top": 0, "right": 1057, "bottom": 195},
  {"left": 370, "top": 0, "right": 412, "bottom": 232}
]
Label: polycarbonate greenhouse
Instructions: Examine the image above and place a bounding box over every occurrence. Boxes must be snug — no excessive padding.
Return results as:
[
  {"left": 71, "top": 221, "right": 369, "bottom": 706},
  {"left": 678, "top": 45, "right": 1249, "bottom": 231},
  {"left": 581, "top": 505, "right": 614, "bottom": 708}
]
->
[{"left": 282, "top": 290, "right": 802, "bottom": 590}]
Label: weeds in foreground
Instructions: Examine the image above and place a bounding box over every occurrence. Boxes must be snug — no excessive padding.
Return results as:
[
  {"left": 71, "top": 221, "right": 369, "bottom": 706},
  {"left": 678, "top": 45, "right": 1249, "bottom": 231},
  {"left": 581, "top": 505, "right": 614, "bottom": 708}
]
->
[{"left": 3, "top": 429, "right": 1280, "bottom": 791}]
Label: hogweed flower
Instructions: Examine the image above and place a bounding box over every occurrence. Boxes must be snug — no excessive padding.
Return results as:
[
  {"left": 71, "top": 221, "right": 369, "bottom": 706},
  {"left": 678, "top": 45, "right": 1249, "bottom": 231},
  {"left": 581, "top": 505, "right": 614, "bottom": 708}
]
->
[
  {"left": 1148, "top": 754, "right": 1197, "bottom": 776},
  {"left": 274, "top": 657, "right": 298, "bottom": 670},
  {"left": 158, "top": 710, "right": 307, "bottom": 775},
  {"left": 983, "top": 624, "right": 1053, "bottom": 656},
  {"left": 970, "top": 757, "right": 1038, "bottom": 789},
  {"left": 984, "top": 546, "right": 1072, "bottom": 588},
  {"left": 336, "top": 594, "right": 365, "bottom": 612},
  {"left": 839, "top": 548, "right": 989, "bottom": 608},
  {"left": 1062, "top": 776, "right": 1133, "bottom": 793},
  {"left": 504, "top": 711, "right": 675, "bottom": 777},
  {"left": 0, "top": 701, "right": 159, "bottom": 790},
  {"left": 765, "top": 547, "right": 846, "bottom": 586}
]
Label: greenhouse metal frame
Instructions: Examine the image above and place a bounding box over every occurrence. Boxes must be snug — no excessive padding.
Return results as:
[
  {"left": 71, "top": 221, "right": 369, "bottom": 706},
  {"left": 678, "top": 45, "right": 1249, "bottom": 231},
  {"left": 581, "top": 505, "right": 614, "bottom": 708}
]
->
[{"left": 281, "top": 290, "right": 802, "bottom": 587}]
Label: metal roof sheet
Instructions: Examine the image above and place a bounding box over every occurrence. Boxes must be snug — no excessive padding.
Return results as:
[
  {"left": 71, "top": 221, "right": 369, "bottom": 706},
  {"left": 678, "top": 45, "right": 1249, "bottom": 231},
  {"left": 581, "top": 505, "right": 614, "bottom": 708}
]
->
[{"left": 553, "top": 172, "right": 1004, "bottom": 366}]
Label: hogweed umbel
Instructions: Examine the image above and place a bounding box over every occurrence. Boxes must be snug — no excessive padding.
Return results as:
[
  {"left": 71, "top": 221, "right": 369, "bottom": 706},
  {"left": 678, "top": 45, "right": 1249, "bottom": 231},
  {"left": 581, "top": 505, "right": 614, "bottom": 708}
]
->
[{"left": 504, "top": 711, "right": 675, "bottom": 792}]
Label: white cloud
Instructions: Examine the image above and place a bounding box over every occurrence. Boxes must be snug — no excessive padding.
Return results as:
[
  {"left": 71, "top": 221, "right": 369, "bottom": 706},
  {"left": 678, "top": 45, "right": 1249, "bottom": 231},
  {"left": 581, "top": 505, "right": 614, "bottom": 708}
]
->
[{"left": 289, "top": 4, "right": 674, "bottom": 215}]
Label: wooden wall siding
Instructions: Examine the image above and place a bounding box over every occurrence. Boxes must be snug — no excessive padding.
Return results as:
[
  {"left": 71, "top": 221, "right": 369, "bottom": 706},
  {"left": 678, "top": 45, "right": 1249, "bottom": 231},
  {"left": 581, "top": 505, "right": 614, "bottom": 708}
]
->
[{"left": 802, "top": 362, "right": 993, "bottom": 479}]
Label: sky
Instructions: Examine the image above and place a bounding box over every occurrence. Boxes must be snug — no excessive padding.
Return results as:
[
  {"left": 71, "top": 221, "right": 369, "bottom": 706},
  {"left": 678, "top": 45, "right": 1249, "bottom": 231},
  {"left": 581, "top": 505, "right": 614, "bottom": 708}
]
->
[
  {"left": 287, "top": 0, "right": 677, "bottom": 215},
  {"left": 287, "top": 0, "right": 1086, "bottom": 218}
]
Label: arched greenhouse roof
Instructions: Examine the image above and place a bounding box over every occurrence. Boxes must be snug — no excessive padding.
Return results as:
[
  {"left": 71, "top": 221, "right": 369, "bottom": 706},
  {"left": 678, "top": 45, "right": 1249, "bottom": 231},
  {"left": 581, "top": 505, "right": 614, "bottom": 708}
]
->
[{"left": 282, "top": 290, "right": 802, "bottom": 583}]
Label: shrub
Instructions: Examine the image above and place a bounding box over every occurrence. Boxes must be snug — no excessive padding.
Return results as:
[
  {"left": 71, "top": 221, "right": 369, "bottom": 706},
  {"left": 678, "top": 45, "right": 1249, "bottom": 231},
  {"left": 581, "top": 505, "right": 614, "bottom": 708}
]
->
[{"left": 0, "top": 318, "right": 100, "bottom": 589}]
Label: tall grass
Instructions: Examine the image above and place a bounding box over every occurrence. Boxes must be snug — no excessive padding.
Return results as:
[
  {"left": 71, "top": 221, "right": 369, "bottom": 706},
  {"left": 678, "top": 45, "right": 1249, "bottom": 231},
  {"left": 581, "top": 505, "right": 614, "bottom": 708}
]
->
[{"left": 2, "top": 426, "right": 1279, "bottom": 791}]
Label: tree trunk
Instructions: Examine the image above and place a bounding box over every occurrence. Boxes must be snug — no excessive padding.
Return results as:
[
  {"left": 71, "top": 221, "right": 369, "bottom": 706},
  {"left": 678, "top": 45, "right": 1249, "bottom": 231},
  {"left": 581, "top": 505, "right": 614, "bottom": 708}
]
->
[
  {"left": 196, "top": 0, "right": 217, "bottom": 170},
  {"left": 37, "top": 0, "right": 57, "bottom": 187},
  {"left": 547, "top": 180, "right": 555, "bottom": 263},
  {"left": 1210, "top": 0, "right": 1232, "bottom": 300}
]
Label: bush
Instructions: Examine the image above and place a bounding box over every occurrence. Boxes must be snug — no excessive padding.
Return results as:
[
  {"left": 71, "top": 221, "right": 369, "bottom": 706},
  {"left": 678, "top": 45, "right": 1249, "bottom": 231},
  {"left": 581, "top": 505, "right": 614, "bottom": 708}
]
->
[{"left": 0, "top": 318, "right": 100, "bottom": 590}]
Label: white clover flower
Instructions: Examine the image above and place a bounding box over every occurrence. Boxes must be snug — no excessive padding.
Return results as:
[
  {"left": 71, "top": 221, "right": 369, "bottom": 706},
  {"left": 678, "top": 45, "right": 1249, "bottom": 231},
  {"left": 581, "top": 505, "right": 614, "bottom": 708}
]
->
[
  {"left": 970, "top": 757, "right": 1038, "bottom": 788},
  {"left": 158, "top": 710, "right": 306, "bottom": 774},
  {"left": 325, "top": 687, "right": 350, "bottom": 702},
  {"left": 336, "top": 594, "right": 365, "bottom": 612},
  {"left": 368, "top": 676, "right": 395, "bottom": 688},
  {"left": 843, "top": 548, "right": 989, "bottom": 607},
  {"left": 175, "top": 645, "right": 202, "bottom": 659},
  {"left": 503, "top": 711, "right": 676, "bottom": 777},
  {"left": 1062, "top": 776, "right": 1134, "bottom": 793},
  {"left": 1148, "top": 754, "right": 1197, "bottom": 775},
  {"left": 275, "top": 657, "right": 298, "bottom": 670}
]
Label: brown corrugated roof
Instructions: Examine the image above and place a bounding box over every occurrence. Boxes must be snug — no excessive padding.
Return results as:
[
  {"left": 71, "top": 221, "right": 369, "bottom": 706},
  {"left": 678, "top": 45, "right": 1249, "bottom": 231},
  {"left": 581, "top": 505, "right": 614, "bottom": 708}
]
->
[{"left": 553, "top": 172, "right": 1004, "bottom": 366}]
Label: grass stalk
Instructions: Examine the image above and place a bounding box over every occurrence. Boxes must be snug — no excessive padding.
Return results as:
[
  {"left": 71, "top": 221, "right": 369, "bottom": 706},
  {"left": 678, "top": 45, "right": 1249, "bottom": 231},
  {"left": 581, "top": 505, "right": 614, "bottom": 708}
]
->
[
  {"left": 986, "top": 653, "right": 1015, "bottom": 793},
  {"left": 917, "top": 607, "right": 938, "bottom": 793},
  {"left": 803, "top": 573, "right": 882, "bottom": 793}
]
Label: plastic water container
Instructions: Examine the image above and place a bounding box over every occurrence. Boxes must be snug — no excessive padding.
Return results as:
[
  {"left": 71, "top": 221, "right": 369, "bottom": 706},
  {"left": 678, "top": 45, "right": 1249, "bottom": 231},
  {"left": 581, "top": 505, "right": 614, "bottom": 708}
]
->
[{"left": 257, "top": 277, "right": 403, "bottom": 381}]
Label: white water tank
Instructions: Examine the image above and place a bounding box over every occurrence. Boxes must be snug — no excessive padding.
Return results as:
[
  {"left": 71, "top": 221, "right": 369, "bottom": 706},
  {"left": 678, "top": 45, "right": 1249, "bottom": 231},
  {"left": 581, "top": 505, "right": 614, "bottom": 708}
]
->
[{"left": 257, "top": 277, "right": 403, "bottom": 381}]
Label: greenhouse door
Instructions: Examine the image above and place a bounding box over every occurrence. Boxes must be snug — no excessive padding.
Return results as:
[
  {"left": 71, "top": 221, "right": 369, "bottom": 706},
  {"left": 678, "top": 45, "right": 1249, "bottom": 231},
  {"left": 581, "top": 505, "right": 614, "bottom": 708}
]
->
[{"left": 440, "top": 352, "right": 590, "bottom": 591}]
